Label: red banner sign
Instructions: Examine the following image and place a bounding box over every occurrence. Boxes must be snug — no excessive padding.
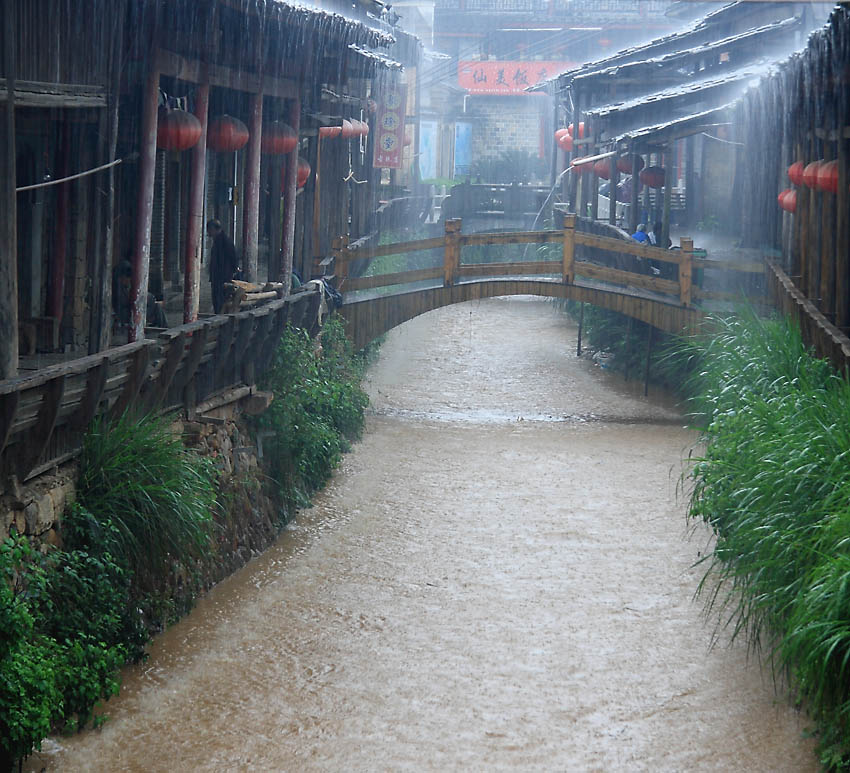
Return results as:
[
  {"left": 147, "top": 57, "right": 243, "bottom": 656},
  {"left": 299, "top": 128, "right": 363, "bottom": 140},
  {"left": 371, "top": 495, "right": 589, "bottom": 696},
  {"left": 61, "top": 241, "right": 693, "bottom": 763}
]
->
[
  {"left": 372, "top": 84, "right": 408, "bottom": 169},
  {"left": 458, "top": 61, "right": 576, "bottom": 95}
]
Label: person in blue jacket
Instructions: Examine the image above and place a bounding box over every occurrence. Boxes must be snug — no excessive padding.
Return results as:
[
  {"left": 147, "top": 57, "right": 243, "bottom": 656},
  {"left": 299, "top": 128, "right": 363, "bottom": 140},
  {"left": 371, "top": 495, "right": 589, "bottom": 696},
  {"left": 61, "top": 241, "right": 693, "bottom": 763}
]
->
[{"left": 631, "top": 223, "right": 649, "bottom": 243}]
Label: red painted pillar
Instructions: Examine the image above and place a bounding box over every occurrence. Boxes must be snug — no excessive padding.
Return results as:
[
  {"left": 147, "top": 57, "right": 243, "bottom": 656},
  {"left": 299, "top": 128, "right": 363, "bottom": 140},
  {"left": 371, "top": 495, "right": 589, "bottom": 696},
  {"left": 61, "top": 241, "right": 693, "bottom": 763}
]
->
[
  {"left": 242, "top": 89, "right": 263, "bottom": 284},
  {"left": 184, "top": 76, "right": 209, "bottom": 323},
  {"left": 48, "top": 121, "right": 71, "bottom": 322},
  {"left": 280, "top": 95, "right": 301, "bottom": 291},
  {"left": 129, "top": 62, "right": 160, "bottom": 342}
]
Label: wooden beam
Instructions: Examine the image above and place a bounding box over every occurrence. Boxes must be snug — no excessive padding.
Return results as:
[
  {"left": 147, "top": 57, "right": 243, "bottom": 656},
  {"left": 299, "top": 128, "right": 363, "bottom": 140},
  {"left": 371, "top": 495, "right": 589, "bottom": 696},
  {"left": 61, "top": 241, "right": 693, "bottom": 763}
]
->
[
  {"left": 69, "top": 361, "right": 108, "bottom": 432},
  {"left": 155, "top": 48, "right": 297, "bottom": 99},
  {"left": 443, "top": 219, "right": 461, "bottom": 287},
  {"left": 18, "top": 376, "right": 66, "bottom": 481},
  {"left": 0, "top": 78, "right": 106, "bottom": 108},
  {"left": 243, "top": 88, "right": 263, "bottom": 282}
]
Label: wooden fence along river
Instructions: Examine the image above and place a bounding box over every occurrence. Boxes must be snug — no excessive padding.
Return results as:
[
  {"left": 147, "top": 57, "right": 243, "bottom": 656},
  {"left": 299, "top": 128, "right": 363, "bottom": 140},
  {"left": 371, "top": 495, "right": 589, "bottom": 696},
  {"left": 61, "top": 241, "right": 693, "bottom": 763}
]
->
[
  {"left": 333, "top": 215, "right": 766, "bottom": 351},
  {"left": 0, "top": 287, "right": 323, "bottom": 493}
]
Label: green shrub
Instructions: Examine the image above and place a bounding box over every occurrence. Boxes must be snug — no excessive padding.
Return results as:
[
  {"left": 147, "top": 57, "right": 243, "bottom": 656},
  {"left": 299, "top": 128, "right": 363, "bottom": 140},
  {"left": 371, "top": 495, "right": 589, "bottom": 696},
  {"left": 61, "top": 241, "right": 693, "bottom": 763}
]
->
[
  {"left": 77, "top": 412, "right": 216, "bottom": 586},
  {"left": 678, "top": 311, "right": 850, "bottom": 768},
  {"left": 257, "top": 316, "right": 368, "bottom": 507}
]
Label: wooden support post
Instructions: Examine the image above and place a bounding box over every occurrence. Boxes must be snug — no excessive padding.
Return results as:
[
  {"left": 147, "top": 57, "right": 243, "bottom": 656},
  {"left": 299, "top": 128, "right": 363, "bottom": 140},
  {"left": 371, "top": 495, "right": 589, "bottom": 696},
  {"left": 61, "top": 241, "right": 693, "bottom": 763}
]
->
[
  {"left": 332, "top": 235, "right": 349, "bottom": 284},
  {"left": 837, "top": 131, "right": 849, "bottom": 328},
  {"left": 576, "top": 302, "right": 584, "bottom": 357},
  {"left": 679, "top": 237, "right": 693, "bottom": 307},
  {"left": 562, "top": 213, "right": 575, "bottom": 284},
  {"left": 662, "top": 150, "right": 673, "bottom": 248},
  {"left": 0, "top": 0, "right": 18, "bottom": 378},
  {"left": 624, "top": 316, "right": 633, "bottom": 381},
  {"left": 608, "top": 156, "right": 618, "bottom": 227},
  {"left": 643, "top": 324, "right": 654, "bottom": 397},
  {"left": 568, "top": 89, "right": 581, "bottom": 211},
  {"left": 184, "top": 73, "right": 209, "bottom": 323},
  {"left": 280, "top": 95, "right": 301, "bottom": 291},
  {"left": 444, "top": 218, "right": 462, "bottom": 287},
  {"left": 130, "top": 59, "right": 161, "bottom": 342},
  {"left": 243, "top": 88, "right": 263, "bottom": 283},
  {"left": 48, "top": 121, "right": 71, "bottom": 322},
  {"left": 629, "top": 149, "right": 640, "bottom": 234},
  {"left": 312, "top": 135, "right": 323, "bottom": 274}
]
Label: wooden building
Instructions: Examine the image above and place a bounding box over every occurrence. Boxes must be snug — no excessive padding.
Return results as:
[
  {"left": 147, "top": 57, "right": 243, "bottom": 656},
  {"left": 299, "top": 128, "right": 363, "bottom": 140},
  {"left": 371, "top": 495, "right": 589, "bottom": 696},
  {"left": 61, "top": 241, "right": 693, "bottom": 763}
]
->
[{"left": 1, "top": 0, "right": 417, "bottom": 379}]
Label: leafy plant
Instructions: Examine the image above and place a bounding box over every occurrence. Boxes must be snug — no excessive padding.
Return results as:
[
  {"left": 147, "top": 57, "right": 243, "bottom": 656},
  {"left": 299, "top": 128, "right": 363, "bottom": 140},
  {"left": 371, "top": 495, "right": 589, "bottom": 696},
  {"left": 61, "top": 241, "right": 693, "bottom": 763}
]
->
[
  {"left": 257, "top": 316, "right": 368, "bottom": 508},
  {"left": 77, "top": 412, "right": 216, "bottom": 586},
  {"left": 677, "top": 311, "right": 850, "bottom": 768}
]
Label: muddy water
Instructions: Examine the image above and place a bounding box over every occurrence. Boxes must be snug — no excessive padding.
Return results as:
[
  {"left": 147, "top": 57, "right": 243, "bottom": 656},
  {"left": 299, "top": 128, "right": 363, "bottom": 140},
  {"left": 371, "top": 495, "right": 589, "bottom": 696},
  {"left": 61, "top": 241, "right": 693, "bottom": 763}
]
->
[{"left": 32, "top": 298, "right": 815, "bottom": 772}]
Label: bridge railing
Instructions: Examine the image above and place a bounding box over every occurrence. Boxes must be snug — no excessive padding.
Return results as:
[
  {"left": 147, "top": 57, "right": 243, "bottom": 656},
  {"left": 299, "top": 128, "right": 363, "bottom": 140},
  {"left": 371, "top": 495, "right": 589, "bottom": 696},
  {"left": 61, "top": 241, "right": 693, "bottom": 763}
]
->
[{"left": 333, "top": 215, "right": 710, "bottom": 306}]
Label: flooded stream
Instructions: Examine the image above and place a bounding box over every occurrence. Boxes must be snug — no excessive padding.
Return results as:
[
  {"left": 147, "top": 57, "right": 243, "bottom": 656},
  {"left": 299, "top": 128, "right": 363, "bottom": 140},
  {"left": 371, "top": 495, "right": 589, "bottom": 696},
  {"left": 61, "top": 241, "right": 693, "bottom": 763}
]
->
[{"left": 32, "top": 298, "right": 815, "bottom": 771}]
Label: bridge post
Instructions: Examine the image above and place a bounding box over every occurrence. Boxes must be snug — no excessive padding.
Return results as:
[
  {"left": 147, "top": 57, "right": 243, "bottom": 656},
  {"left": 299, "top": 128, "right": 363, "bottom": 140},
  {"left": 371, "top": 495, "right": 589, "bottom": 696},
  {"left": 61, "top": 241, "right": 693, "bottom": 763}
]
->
[
  {"left": 562, "top": 213, "right": 576, "bottom": 284},
  {"left": 444, "top": 218, "right": 462, "bottom": 287},
  {"left": 332, "top": 235, "right": 349, "bottom": 285},
  {"left": 679, "top": 237, "right": 694, "bottom": 307}
]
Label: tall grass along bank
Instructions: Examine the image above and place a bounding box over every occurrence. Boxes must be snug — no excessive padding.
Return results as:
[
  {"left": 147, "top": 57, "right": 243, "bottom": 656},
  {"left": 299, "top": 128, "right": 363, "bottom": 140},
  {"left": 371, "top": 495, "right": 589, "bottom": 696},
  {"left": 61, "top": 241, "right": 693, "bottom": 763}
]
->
[{"left": 680, "top": 312, "right": 850, "bottom": 770}]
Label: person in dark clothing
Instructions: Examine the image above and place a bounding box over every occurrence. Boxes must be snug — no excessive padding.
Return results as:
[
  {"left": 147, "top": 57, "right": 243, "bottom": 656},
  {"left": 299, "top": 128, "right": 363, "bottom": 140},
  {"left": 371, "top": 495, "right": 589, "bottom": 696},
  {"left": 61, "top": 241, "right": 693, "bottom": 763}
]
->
[{"left": 206, "top": 219, "right": 240, "bottom": 314}]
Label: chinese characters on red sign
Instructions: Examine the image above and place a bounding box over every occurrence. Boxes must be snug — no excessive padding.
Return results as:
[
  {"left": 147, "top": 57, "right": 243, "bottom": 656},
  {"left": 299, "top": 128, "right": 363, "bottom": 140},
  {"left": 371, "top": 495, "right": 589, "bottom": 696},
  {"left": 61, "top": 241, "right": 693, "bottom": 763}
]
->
[
  {"left": 458, "top": 61, "right": 577, "bottom": 95},
  {"left": 372, "top": 84, "right": 408, "bottom": 169}
]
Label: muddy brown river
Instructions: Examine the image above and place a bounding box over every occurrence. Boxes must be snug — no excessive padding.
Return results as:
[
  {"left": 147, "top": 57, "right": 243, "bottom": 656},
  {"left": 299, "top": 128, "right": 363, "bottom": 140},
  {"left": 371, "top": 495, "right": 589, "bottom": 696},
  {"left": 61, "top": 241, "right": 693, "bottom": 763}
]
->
[{"left": 31, "top": 298, "right": 815, "bottom": 771}]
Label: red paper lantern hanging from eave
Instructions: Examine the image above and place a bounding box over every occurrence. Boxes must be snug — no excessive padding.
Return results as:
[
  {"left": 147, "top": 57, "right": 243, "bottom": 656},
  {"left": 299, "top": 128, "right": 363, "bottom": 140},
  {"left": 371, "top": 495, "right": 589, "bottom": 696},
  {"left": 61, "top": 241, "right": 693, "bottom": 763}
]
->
[
  {"left": 816, "top": 160, "right": 838, "bottom": 194},
  {"left": 297, "top": 157, "right": 311, "bottom": 188},
  {"left": 567, "top": 121, "right": 585, "bottom": 139},
  {"left": 341, "top": 119, "right": 356, "bottom": 139},
  {"left": 639, "top": 166, "right": 665, "bottom": 188},
  {"left": 556, "top": 130, "right": 574, "bottom": 152},
  {"left": 593, "top": 159, "right": 613, "bottom": 179},
  {"left": 261, "top": 122, "right": 298, "bottom": 155},
  {"left": 788, "top": 160, "right": 805, "bottom": 186},
  {"left": 207, "top": 115, "right": 249, "bottom": 153},
  {"left": 802, "top": 160, "right": 823, "bottom": 189},
  {"left": 360, "top": 120, "right": 369, "bottom": 137},
  {"left": 157, "top": 107, "right": 202, "bottom": 152},
  {"left": 616, "top": 155, "right": 645, "bottom": 175},
  {"left": 319, "top": 125, "right": 342, "bottom": 139},
  {"left": 778, "top": 188, "right": 797, "bottom": 213}
]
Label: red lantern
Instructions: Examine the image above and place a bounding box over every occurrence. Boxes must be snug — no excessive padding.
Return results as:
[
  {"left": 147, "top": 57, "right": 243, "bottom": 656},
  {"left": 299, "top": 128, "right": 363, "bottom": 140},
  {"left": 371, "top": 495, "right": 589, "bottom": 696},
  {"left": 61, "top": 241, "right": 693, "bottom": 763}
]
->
[
  {"left": 567, "top": 121, "right": 585, "bottom": 139},
  {"left": 157, "top": 107, "right": 202, "bottom": 152},
  {"left": 639, "top": 166, "right": 665, "bottom": 188},
  {"left": 556, "top": 131, "right": 574, "bottom": 152},
  {"left": 341, "top": 119, "right": 356, "bottom": 139},
  {"left": 616, "top": 155, "right": 645, "bottom": 175},
  {"left": 816, "top": 160, "right": 838, "bottom": 194},
  {"left": 261, "top": 122, "right": 298, "bottom": 155},
  {"left": 802, "top": 160, "right": 822, "bottom": 189},
  {"left": 207, "top": 115, "right": 249, "bottom": 153},
  {"left": 778, "top": 189, "right": 797, "bottom": 213},
  {"left": 593, "top": 159, "right": 612, "bottom": 179},
  {"left": 296, "top": 157, "right": 311, "bottom": 188},
  {"left": 360, "top": 120, "right": 369, "bottom": 136},
  {"left": 788, "top": 161, "right": 804, "bottom": 186},
  {"left": 319, "top": 125, "right": 342, "bottom": 139}
]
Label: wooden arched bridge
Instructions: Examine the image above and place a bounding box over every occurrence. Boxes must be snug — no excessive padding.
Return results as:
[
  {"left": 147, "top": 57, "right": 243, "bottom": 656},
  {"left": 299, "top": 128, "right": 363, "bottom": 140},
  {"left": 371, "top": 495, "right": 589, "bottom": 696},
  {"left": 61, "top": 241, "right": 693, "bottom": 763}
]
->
[{"left": 332, "top": 215, "right": 765, "bottom": 351}]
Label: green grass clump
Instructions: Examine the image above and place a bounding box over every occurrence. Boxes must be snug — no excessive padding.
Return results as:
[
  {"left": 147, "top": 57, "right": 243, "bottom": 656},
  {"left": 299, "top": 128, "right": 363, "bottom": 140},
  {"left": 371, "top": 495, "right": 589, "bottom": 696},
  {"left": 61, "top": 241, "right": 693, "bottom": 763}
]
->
[
  {"left": 77, "top": 412, "right": 216, "bottom": 586},
  {"left": 679, "top": 311, "right": 850, "bottom": 768},
  {"left": 257, "top": 315, "right": 368, "bottom": 508}
]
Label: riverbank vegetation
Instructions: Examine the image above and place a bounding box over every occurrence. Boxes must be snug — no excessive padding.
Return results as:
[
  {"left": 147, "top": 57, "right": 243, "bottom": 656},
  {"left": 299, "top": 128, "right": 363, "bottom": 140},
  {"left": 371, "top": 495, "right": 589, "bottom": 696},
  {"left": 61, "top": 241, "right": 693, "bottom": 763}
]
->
[
  {"left": 678, "top": 312, "right": 850, "bottom": 770},
  {"left": 0, "top": 315, "right": 369, "bottom": 771}
]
